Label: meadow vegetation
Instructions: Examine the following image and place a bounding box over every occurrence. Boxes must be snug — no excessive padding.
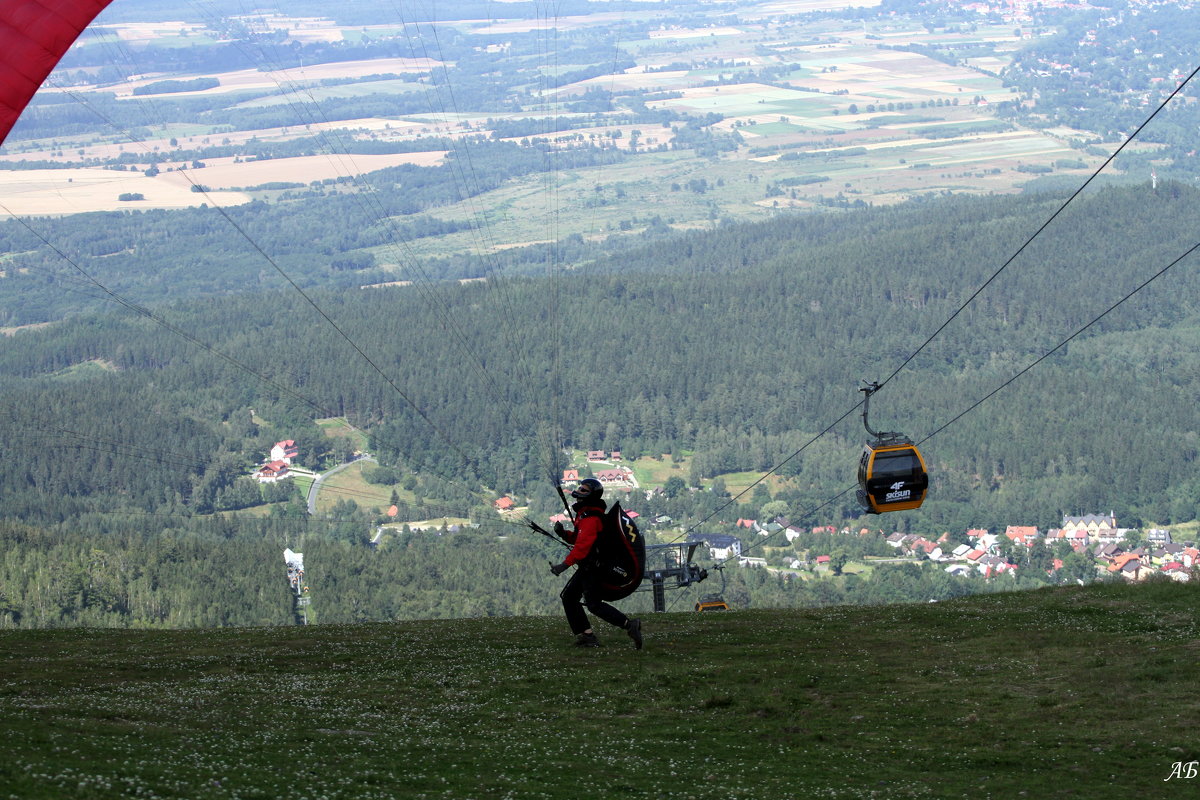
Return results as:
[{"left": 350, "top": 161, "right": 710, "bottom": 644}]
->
[{"left": 1, "top": 581, "right": 1196, "bottom": 799}]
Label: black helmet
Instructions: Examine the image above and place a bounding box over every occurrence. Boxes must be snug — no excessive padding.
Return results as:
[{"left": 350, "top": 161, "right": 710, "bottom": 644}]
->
[{"left": 570, "top": 477, "right": 604, "bottom": 502}]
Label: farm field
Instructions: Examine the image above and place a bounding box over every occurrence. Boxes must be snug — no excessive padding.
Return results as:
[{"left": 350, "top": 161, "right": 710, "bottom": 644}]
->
[{"left": 0, "top": 6, "right": 1120, "bottom": 240}]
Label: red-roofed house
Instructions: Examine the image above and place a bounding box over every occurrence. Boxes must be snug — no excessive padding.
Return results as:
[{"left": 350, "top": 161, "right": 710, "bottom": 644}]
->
[
  {"left": 549, "top": 513, "right": 570, "bottom": 524},
  {"left": 494, "top": 496, "right": 516, "bottom": 512},
  {"left": 587, "top": 450, "right": 607, "bottom": 462},
  {"left": 1064, "top": 529, "right": 1089, "bottom": 551},
  {"left": 909, "top": 538, "right": 937, "bottom": 556},
  {"left": 1119, "top": 559, "right": 1153, "bottom": 581},
  {"left": 965, "top": 548, "right": 986, "bottom": 563},
  {"left": 815, "top": 555, "right": 831, "bottom": 565},
  {"left": 610, "top": 451, "right": 622, "bottom": 461},
  {"left": 595, "top": 468, "right": 634, "bottom": 486},
  {"left": 737, "top": 519, "right": 756, "bottom": 529},
  {"left": 562, "top": 469, "right": 579, "bottom": 483},
  {"left": 1004, "top": 526, "right": 1040, "bottom": 547},
  {"left": 1182, "top": 547, "right": 1200, "bottom": 568},
  {"left": 271, "top": 440, "right": 299, "bottom": 464},
  {"left": 255, "top": 460, "right": 291, "bottom": 483},
  {"left": 1163, "top": 565, "right": 1192, "bottom": 582},
  {"left": 1108, "top": 552, "right": 1139, "bottom": 573}
]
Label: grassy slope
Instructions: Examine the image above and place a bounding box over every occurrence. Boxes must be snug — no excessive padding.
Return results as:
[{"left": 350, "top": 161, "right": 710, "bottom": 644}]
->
[{"left": 1, "top": 583, "right": 1197, "bottom": 799}]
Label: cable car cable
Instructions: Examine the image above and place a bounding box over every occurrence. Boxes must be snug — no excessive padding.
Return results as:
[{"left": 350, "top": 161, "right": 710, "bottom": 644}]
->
[
  {"left": 870, "top": 62, "right": 1200, "bottom": 398},
  {"left": 671, "top": 237, "right": 1200, "bottom": 608},
  {"left": 663, "top": 61, "right": 1200, "bottom": 545}
]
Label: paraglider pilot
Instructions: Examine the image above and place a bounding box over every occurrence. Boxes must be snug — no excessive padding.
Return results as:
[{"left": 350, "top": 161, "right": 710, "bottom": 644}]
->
[{"left": 550, "top": 477, "right": 643, "bottom": 649}]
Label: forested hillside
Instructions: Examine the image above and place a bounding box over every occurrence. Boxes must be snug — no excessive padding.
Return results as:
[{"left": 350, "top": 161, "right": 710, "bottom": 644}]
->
[
  {"left": 3, "top": 182, "right": 1199, "bottom": 626},
  {"left": 3, "top": 182, "right": 1199, "bottom": 527}
]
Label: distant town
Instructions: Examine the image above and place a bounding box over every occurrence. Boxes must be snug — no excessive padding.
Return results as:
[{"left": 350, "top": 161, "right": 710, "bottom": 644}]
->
[{"left": 701, "top": 512, "right": 1196, "bottom": 585}]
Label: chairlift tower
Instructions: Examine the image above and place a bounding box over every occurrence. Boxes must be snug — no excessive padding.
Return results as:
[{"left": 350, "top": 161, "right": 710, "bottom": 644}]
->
[
  {"left": 640, "top": 542, "right": 708, "bottom": 612},
  {"left": 284, "top": 548, "right": 311, "bottom": 625}
]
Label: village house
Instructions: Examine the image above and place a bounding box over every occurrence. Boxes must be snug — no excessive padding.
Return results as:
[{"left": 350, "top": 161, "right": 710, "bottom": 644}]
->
[
  {"left": 1119, "top": 558, "right": 1154, "bottom": 581},
  {"left": 270, "top": 440, "right": 299, "bottom": 465},
  {"left": 908, "top": 537, "right": 937, "bottom": 557},
  {"left": 972, "top": 532, "right": 1001, "bottom": 553},
  {"left": 254, "top": 460, "right": 291, "bottom": 483},
  {"left": 1061, "top": 512, "right": 1117, "bottom": 542},
  {"left": 561, "top": 469, "right": 579, "bottom": 484},
  {"left": 695, "top": 534, "right": 742, "bottom": 561},
  {"left": 1150, "top": 543, "right": 1184, "bottom": 566},
  {"left": 586, "top": 450, "right": 607, "bottom": 462},
  {"left": 494, "top": 496, "right": 516, "bottom": 513},
  {"left": 978, "top": 555, "right": 1013, "bottom": 579},
  {"left": 1107, "top": 552, "right": 1140, "bottom": 575},
  {"left": 594, "top": 467, "right": 635, "bottom": 488},
  {"left": 759, "top": 521, "right": 784, "bottom": 538},
  {"left": 1162, "top": 564, "right": 1191, "bottom": 582},
  {"left": 1004, "top": 526, "right": 1040, "bottom": 547},
  {"left": 1145, "top": 528, "right": 1172, "bottom": 545}
]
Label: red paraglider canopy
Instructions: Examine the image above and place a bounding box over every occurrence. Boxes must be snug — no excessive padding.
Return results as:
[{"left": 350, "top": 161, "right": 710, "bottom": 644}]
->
[{"left": 0, "top": 0, "right": 115, "bottom": 146}]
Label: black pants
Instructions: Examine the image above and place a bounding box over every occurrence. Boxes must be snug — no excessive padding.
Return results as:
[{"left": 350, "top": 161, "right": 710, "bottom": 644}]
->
[{"left": 560, "top": 567, "right": 629, "bottom": 635}]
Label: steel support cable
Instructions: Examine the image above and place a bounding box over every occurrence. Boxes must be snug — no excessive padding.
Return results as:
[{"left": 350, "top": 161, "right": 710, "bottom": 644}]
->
[
  {"left": 662, "top": 61, "right": 1200, "bottom": 548},
  {"left": 2, "top": 200, "right": 497, "bottom": 515},
  {"left": 538, "top": 1, "right": 565, "bottom": 487},
  {"left": 870, "top": 62, "right": 1200, "bottom": 397},
  {"left": 915, "top": 240, "right": 1200, "bottom": 450},
  {"left": 384, "top": 1, "right": 576, "bottom": 498},
  {"left": 531, "top": 0, "right": 635, "bottom": 493},
  {"left": 667, "top": 239, "right": 1200, "bottom": 610},
  {"left": 392, "top": 1, "right": 583, "bottom": 499},
  {"left": 35, "top": 11, "right": 514, "bottom": 511},
  {"left": 32, "top": 498, "right": 530, "bottom": 536},
  {"left": 1, "top": 206, "right": 345, "bottom": 421},
  {"left": 389, "top": 3, "right": 527, "bottom": 318},
  {"left": 37, "top": 24, "right": 499, "bottom": 476},
  {"left": 126, "top": 2, "right": 509, "bottom": 405},
  {"left": 18, "top": 424, "right": 519, "bottom": 529},
  {"left": 192, "top": 3, "right": 511, "bottom": 402}
]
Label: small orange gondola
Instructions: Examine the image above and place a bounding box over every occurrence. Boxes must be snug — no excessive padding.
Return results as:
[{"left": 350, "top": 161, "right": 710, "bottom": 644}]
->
[{"left": 855, "top": 382, "right": 929, "bottom": 514}]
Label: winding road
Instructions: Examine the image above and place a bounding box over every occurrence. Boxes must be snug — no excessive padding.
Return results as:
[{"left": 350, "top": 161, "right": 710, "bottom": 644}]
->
[{"left": 306, "top": 455, "right": 376, "bottom": 515}]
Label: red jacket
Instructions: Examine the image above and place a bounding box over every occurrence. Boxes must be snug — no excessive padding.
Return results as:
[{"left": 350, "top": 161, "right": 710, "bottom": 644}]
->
[{"left": 562, "top": 507, "right": 604, "bottom": 566}]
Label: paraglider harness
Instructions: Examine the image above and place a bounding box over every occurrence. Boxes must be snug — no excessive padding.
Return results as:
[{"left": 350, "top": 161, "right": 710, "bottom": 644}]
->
[{"left": 530, "top": 485, "right": 646, "bottom": 601}]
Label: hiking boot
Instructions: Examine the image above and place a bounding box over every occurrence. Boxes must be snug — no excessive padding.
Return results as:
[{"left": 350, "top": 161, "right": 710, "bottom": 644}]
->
[
  {"left": 573, "top": 632, "right": 600, "bottom": 648},
  {"left": 625, "top": 618, "right": 643, "bottom": 650}
]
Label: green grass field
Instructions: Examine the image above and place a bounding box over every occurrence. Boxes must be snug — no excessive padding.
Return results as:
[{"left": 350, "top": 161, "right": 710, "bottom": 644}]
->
[
  {"left": 315, "top": 460, "right": 396, "bottom": 514},
  {"left": 1, "top": 581, "right": 1196, "bottom": 798},
  {"left": 316, "top": 416, "right": 370, "bottom": 452}
]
